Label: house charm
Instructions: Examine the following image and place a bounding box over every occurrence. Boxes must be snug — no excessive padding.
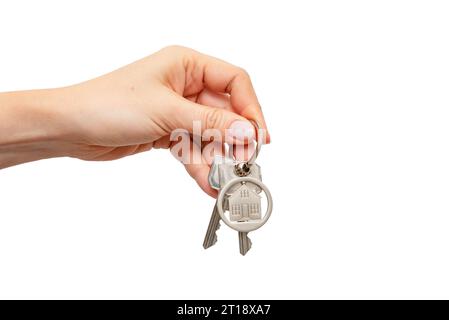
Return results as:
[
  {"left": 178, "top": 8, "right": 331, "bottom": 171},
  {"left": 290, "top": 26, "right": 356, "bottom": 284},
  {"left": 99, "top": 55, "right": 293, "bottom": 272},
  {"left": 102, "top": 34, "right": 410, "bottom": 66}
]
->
[{"left": 228, "top": 183, "right": 262, "bottom": 222}]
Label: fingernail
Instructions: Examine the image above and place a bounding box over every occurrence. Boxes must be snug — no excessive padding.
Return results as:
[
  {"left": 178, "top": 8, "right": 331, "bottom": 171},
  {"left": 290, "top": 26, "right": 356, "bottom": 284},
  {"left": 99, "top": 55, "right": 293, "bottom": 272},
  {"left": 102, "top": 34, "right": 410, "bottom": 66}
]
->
[{"left": 229, "top": 120, "right": 255, "bottom": 142}]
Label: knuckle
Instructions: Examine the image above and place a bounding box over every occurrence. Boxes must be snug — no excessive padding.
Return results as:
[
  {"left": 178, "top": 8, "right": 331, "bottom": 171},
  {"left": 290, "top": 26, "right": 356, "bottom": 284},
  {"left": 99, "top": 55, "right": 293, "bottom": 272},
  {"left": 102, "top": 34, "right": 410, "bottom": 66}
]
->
[
  {"left": 161, "top": 45, "right": 191, "bottom": 54},
  {"left": 204, "top": 108, "right": 223, "bottom": 129},
  {"left": 237, "top": 67, "right": 250, "bottom": 79}
]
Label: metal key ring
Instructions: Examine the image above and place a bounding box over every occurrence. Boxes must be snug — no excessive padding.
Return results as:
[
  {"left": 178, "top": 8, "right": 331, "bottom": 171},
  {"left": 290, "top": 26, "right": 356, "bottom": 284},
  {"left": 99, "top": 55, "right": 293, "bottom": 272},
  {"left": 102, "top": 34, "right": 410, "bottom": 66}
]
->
[
  {"left": 232, "top": 120, "right": 264, "bottom": 177},
  {"left": 217, "top": 176, "right": 273, "bottom": 233},
  {"left": 246, "top": 119, "right": 263, "bottom": 166}
]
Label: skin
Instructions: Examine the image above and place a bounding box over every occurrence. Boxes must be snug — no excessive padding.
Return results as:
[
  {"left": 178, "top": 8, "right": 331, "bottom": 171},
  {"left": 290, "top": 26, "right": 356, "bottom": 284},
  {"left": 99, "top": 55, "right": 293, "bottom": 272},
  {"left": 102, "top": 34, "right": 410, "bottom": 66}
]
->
[{"left": 0, "top": 46, "right": 270, "bottom": 197}]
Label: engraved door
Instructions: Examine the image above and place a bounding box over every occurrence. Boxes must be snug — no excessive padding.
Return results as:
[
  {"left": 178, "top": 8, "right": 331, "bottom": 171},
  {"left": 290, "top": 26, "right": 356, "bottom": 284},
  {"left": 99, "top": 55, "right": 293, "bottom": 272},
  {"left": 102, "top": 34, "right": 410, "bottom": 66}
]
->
[{"left": 242, "top": 203, "right": 249, "bottom": 220}]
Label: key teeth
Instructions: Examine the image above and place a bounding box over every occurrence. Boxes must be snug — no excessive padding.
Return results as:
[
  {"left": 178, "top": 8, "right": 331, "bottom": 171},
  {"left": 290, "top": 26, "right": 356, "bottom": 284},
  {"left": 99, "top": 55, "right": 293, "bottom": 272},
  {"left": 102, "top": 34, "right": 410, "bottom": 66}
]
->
[{"left": 203, "top": 222, "right": 220, "bottom": 250}]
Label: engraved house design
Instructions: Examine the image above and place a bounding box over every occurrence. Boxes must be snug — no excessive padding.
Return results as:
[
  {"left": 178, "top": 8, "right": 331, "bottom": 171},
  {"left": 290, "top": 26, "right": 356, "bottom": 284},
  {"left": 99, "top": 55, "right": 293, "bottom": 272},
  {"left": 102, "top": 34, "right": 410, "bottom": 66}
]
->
[{"left": 228, "top": 184, "right": 262, "bottom": 222}]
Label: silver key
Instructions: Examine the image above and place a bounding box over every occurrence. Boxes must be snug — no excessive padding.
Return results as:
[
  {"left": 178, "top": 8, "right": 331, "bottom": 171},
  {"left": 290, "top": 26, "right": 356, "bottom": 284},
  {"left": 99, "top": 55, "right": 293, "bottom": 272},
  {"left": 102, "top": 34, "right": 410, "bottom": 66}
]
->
[
  {"left": 227, "top": 180, "right": 260, "bottom": 256},
  {"left": 203, "top": 202, "right": 221, "bottom": 249},
  {"left": 202, "top": 193, "right": 230, "bottom": 249},
  {"left": 203, "top": 155, "right": 272, "bottom": 256},
  {"left": 203, "top": 156, "right": 235, "bottom": 250},
  {"left": 238, "top": 232, "right": 252, "bottom": 256}
]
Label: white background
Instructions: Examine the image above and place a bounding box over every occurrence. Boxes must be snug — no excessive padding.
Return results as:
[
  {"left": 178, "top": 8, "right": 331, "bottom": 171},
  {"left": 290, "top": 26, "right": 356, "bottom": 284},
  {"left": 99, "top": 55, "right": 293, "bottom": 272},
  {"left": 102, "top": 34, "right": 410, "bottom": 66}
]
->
[{"left": 0, "top": 0, "right": 448, "bottom": 299}]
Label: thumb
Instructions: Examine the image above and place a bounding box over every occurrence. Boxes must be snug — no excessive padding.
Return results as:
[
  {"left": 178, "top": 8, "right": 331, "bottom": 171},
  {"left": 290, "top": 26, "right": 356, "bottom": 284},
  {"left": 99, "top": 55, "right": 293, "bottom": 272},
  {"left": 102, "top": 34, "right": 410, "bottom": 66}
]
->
[{"left": 172, "top": 98, "right": 256, "bottom": 144}]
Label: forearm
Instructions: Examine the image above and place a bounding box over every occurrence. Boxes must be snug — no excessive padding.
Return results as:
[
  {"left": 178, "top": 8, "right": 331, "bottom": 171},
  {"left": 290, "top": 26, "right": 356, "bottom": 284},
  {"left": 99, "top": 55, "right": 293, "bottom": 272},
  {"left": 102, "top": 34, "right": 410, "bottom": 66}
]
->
[{"left": 0, "top": 89, "right": 71, "bottom": 169}]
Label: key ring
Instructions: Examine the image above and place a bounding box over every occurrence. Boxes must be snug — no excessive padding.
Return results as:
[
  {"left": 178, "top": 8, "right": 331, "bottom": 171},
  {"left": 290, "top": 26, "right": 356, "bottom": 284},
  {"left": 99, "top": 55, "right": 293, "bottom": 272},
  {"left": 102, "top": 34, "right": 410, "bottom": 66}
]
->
[
  {"left": 217, "top": 176, "right": 273, "bottom": 233},
  {"left": 233, "top": 119, "right": 263, "bottom": 176},
  {"left": 246, "top": 119, "right": 263, "bottom": 166}
]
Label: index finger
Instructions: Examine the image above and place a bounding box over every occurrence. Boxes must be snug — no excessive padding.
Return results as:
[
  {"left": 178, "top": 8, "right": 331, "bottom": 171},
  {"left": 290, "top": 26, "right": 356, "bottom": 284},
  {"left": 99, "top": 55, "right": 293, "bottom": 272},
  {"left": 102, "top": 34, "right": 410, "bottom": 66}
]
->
[{"left": 193, "top": 51, "right": 271, "bottom": 143}]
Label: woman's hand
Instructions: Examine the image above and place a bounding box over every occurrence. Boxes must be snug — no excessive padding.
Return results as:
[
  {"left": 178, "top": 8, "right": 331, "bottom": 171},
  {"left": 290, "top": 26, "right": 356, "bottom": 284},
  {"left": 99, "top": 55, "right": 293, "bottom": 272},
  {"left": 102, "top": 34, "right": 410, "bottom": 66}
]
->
[{"left": 0, "top": 46, "right": 270, "bottom": 197}]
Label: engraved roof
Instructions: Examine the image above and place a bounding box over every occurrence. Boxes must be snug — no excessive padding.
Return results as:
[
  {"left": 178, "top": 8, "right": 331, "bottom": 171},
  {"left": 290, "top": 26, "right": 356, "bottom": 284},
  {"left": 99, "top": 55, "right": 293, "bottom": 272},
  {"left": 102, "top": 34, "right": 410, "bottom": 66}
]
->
[{"left": 228, "top": 184, "right": 261, "bottom": 200}]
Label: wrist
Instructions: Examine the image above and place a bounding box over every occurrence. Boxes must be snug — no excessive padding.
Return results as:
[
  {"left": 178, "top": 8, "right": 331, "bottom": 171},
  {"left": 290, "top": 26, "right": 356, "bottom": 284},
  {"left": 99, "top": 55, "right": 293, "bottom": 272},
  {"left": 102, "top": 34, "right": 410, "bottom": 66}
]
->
[{"left": 0, "top": 88, "right": 73, "bottom": 168}]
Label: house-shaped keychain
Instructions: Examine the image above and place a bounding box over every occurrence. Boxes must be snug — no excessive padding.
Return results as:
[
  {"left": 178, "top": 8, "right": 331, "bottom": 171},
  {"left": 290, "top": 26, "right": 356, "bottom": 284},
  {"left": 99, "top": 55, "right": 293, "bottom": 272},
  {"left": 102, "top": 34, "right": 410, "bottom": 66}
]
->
[{"left": 228, "top": 183, "right": 262, "bottom": 222}]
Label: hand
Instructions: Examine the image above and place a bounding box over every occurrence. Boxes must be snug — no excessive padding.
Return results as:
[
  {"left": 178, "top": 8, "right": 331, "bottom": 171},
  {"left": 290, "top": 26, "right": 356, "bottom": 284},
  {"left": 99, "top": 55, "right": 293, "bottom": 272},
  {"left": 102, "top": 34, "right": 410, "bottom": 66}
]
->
[{"left": 0, "top": 46, "right": 270, "bottom": 197}]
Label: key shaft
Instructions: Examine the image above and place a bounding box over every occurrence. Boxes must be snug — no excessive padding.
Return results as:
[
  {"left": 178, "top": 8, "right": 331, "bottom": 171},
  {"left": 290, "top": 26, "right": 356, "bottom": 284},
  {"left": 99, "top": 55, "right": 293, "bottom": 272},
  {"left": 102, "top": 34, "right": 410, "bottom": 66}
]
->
[
  {"left": 203, "top": 203, "right": 221, "bottom": 249},
  {"left": 238, "top": 232, "right": 252, "bottom": 256}
]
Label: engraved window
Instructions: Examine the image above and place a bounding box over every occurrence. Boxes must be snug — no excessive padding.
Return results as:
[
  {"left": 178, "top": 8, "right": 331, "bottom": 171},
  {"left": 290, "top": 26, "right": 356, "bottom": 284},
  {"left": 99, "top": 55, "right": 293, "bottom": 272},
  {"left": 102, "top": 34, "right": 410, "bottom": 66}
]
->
[
  {"left": 249, "top": 203, "right": 259, "bottom": 215},
  {"left": 240, "top": 189, "right": 249, "bottom": 198},
  {"left": 250, "top": 204, "right": 255, "bottom": 213},
  {"left": 232, "top": 204, "right": 241, "bottom": 215}
]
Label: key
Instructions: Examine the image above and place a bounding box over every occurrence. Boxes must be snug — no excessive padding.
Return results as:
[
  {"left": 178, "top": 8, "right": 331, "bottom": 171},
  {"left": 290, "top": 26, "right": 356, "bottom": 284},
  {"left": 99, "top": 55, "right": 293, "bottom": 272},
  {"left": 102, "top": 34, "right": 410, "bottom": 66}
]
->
[
  {"left": 238, "top": 232, "right": 252, "bottom": 256},
  {"left": 202, "top": 196, "right": 230, "bottom": 249},
  {"left": 226, "top": 177, "right": 261, "bottom": 255},
  {"left": 203, "top": 202, "right": 221, "bottom": 249},
  {"left": 216, "top": 176, "right": 273, "bottom": 256},
  {"left": 227, "top": 177, "right": 259, "bottom": 256},
  {"left": 203, "top": 156, "right": 237, "bottom": 250},
  {"left": 202, "top": 156, "right": 228, "bottom": 250},
  {"left": 203, "top": 155, "right": 272, "bottom": 255}
]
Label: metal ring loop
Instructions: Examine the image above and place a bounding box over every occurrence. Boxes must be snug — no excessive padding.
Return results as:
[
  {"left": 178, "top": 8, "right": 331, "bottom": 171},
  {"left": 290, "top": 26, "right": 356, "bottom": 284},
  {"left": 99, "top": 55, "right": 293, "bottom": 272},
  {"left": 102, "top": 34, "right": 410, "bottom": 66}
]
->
[
  {"left": 246, "top": 119, "right": 263, "bottom": 166},
  {"left": 217, "top": 177, "right": 273, "bottom": 233}
]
